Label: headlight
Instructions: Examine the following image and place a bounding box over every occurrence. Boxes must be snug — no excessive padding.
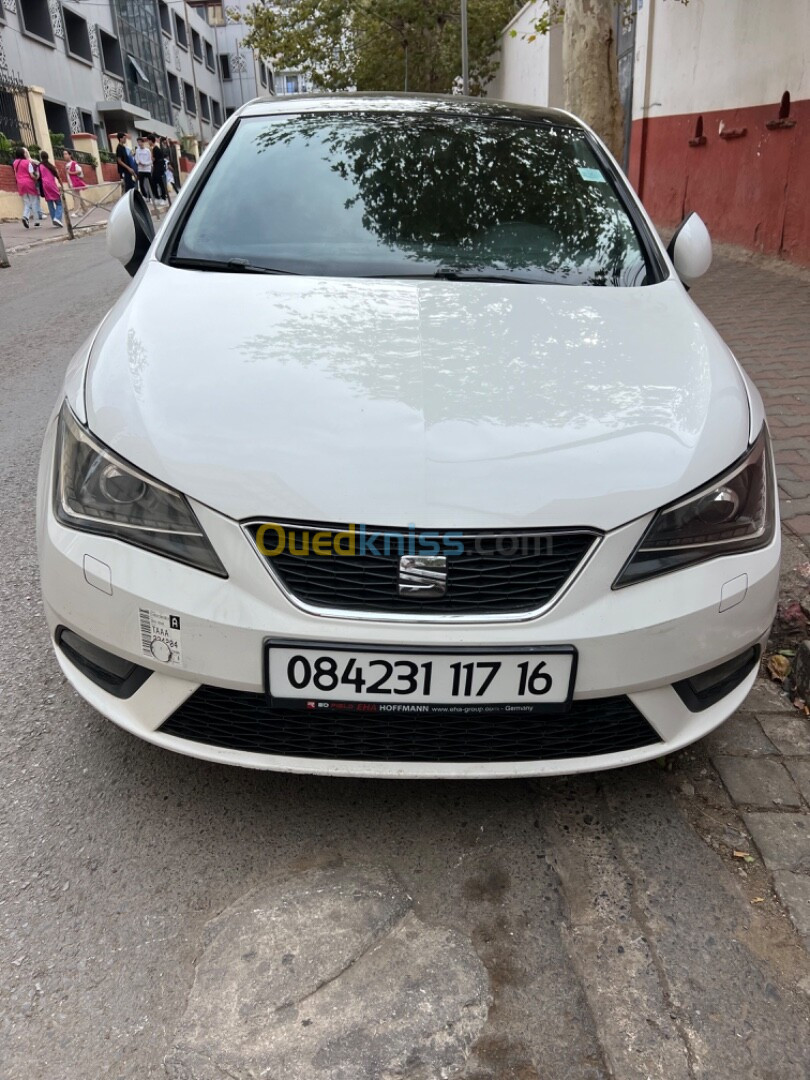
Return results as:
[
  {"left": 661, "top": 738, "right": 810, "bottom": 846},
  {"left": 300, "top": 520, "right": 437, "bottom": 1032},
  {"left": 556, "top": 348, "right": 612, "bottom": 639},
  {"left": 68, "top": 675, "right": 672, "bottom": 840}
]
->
[
  {"left": 614, "top": 425, "right": 775, "bottom": 587},
  {"left": 54, "top": 401, "right": 227, "bottom": 577}
]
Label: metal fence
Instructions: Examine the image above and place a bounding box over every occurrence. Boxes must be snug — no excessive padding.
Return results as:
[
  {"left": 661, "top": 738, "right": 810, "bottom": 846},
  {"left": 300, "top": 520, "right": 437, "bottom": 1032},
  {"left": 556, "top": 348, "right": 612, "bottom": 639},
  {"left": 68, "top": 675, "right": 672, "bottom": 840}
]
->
[{"left": 0, "top": 72, "right": 36, "bottom": 153}]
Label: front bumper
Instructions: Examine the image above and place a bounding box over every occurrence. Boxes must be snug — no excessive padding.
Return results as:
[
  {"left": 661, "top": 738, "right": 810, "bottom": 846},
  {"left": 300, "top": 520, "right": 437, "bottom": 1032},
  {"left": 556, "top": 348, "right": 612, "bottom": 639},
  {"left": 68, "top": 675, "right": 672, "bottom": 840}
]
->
[{"left": 37, "top": 419, "right": 780, "bottom": 778}]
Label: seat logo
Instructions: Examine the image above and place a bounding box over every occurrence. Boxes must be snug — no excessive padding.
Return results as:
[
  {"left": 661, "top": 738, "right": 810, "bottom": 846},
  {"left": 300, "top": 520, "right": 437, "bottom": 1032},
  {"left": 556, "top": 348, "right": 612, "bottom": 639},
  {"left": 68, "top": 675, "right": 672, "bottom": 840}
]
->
[{"left": 398, "top": 555, "right": 447, "bottom": 597}]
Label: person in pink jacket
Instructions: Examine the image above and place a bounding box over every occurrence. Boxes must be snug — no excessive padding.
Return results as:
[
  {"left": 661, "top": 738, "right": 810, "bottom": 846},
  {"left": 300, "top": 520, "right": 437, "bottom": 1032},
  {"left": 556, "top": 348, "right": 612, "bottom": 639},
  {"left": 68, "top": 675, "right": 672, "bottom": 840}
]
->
[
  {"left": 12, "top": 146, "right": 43, "bottom": 228},
  {"left": 38, "top": 151, "right": 64, "bottom": 227},
  {"left": 62, "top": 149, "right": 87, "bottom": 191}
]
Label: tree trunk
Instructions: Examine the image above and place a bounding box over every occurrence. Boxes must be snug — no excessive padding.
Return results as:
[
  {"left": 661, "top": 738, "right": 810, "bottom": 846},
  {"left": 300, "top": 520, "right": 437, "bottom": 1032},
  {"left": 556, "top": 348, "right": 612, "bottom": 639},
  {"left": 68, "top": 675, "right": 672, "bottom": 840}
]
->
[{"left": 563, "top": 0, "right": 624, "bottom": 161}]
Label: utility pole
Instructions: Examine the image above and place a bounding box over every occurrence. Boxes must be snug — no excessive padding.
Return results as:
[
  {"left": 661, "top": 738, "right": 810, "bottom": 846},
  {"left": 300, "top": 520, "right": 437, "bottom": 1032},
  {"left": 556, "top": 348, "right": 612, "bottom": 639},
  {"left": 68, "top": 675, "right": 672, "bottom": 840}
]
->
[{"left": 461, "top": 0, "right": 469, "bottom": 94}]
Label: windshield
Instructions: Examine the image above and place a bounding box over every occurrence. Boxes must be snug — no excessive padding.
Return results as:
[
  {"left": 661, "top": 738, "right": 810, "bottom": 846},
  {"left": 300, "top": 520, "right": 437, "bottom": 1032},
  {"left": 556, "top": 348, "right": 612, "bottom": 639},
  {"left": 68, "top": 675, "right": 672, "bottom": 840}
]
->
[{"left": 172, "top": 111, "right": 653, "bottom": 286}]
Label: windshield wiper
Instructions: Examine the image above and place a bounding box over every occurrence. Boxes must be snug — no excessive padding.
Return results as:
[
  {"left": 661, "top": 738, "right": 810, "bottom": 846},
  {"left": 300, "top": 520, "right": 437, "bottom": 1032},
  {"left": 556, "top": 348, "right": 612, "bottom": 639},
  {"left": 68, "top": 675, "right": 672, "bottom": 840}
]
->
[
  {"left": 431, "top": 268, "right": 540, "bottom": 284},
  {"left": 167, "top": 256, "right": 298, "bottom": 275}
]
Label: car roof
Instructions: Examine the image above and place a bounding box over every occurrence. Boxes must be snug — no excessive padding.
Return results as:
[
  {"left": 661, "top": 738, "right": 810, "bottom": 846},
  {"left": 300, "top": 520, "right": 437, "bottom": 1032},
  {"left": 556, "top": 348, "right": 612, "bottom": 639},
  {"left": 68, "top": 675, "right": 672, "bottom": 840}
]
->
[{"left": 239, "top": 92, "right": 582, "bottom": 129}]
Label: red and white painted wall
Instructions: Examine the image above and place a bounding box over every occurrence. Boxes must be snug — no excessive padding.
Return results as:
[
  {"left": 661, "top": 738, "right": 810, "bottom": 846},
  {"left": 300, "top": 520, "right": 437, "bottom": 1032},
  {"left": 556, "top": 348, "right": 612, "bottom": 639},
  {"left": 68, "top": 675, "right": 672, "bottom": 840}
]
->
[{"left": 488, "top": 0, "right": 810, "bottom": 267}]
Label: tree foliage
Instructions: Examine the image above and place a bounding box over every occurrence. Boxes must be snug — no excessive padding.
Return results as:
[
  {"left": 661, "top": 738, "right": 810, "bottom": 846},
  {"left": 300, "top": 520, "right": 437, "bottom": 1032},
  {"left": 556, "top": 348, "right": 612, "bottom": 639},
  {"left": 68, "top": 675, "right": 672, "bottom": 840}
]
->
[{"left": 241, "top": 0, "right": 524, "bottom": 94}]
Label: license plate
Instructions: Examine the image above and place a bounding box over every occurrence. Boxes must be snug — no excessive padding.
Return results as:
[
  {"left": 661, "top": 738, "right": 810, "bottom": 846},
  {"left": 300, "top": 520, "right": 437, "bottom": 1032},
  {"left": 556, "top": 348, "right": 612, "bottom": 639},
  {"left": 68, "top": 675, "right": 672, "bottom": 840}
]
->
[{"left": 266, "top": 643, "right": 576, "bottom": 715}]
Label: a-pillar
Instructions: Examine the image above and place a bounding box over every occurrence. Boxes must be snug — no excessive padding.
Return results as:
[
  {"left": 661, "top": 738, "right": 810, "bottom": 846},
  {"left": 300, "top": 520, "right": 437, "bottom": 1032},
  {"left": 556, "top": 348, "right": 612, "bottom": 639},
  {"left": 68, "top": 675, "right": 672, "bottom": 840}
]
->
[
  {"left": 26, "top": 86, "right": 54, "bottom": 161},
  {"left": 71, "top": 133, "right": 103, "bottom": 184}
]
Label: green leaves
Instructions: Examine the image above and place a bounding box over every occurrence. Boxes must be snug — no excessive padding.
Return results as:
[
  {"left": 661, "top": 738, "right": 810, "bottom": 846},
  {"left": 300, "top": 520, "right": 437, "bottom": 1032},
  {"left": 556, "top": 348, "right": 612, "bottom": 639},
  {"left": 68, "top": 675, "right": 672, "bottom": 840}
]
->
[{"left": 242, "top": 0, "right": 524, "bottom": 94}]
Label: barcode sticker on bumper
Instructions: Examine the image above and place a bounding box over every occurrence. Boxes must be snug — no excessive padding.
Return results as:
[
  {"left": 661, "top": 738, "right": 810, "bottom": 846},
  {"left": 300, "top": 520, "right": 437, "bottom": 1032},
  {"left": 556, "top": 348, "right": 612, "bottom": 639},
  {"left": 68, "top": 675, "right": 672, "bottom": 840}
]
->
[{"left": 139, "top": 608, "right": 183, "bottom": 665}]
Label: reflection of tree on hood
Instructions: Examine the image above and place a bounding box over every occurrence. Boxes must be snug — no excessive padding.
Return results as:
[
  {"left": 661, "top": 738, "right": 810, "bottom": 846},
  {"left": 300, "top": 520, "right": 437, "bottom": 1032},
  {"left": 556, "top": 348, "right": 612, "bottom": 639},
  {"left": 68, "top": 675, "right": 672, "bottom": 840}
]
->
[{"left": 253, "top": 112, "right": 642, "bottom": 285}]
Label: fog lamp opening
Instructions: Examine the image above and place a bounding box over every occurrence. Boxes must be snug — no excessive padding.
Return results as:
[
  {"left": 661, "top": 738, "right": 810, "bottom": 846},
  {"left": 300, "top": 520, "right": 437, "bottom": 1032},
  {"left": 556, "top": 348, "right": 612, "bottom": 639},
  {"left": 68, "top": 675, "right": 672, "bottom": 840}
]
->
[
  {"left": 56, "top": 627, "right": 152, "bottom": 699},
  {"left": 673, "top": 646, "right": 760, "bottom": 713}
]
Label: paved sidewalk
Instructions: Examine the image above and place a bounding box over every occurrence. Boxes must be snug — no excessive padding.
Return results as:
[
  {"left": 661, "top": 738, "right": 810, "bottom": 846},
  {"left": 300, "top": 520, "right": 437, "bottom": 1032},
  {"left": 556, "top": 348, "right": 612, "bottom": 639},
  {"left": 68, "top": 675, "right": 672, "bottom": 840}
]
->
[
  {"left": 691, "top": 249, "right": 810, "bottom": 541},
  {"left": 0, "top": 207, "right": 110, "bottom": 253},
  {"left": 1, "top": 199, "right": 172, "bottom": 255},
  {"left": 680, "top": 249, "right": 810, "bottom": 949}
]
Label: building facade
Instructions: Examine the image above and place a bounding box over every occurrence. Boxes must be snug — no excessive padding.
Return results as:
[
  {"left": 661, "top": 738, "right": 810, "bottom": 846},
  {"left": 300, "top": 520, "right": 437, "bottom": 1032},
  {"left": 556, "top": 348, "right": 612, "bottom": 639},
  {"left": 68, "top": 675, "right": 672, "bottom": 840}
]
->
[
  {"left": 486, "top": 0, "right": 810, "bottom": 267},
  {"left": 0, "top": 0, "right": 270, "bottom": 157},
  {"left": 200, "top": 0, "right": 277, "bottom": 119}
]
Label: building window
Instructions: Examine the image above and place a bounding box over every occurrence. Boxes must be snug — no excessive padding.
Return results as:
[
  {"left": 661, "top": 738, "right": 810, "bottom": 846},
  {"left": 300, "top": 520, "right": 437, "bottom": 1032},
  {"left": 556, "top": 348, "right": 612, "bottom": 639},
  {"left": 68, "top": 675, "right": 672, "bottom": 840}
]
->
[
  {"left": 99, "top": 27, "right": 124, "bottom": 79},
  {"left": 204, "top": 40, "right": 215, "bottom": 71},
  {"left": 267, "top": 69, "right": 275, "bottom": 94},
  {"left": 174, "top": 13, "right": 188, "bottom": 49},
  {"left": 183, "top": 81, "right": 196, "bottom": 115},
  {"left": 211, "top": 99, "right": 222, "bottom": 127},
  {"left": 225, "top": 106, "right": 236, "bottom": 119},
  {"left": 63, "top": 7, "right": 92, "bottom": 64},
  {"left": 80, "top": 110, "right": 93, "bottom": 134},
  {"left": 191, "top": 28, "right": 203, "bottom": 62},
  {"left": 168, "top": 72, "right": 181, "bottom": 108},
  {"left": 19, "top": 0, "right": 55, "bottom": 44},
  {"left": 219, "top": 53, "right": 231, "bottom": 81},
  {"left": 199, "top": 93, "right": 210, "bottom": 122},
  {"left": 110, "top": 0, "right": 171, "bottom": 127},
  {"left": 128, "top": 53, "right": 151, "bottom": 87},
  {"left": 44, "top": 100, "right": 71, "bottom": 149},
  {"left": 205, "top": 3, "right": 225, "bottom": 27},
  {"left": 259, "top": 64, "right": 267, "bottom": 89},
  {"left": 285, "top": 74, "right": 300, "bottom": 94},
  {"left": 158, "top": 1, "right": 171, "bottom": 36}
]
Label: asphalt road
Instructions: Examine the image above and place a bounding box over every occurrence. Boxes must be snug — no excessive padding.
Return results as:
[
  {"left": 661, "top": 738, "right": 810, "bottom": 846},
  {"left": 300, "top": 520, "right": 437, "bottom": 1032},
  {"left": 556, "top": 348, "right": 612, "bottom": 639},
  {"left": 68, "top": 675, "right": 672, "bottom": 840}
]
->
[{"left": 1, "top": 235, "right": 809, "bottom": 1080}]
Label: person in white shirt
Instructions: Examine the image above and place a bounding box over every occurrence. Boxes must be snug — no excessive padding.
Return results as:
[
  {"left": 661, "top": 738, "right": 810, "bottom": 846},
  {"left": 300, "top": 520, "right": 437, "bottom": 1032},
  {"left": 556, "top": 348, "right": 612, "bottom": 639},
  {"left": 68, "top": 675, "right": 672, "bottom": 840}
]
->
[{"left": 134, "top": 137, "right": 154, "bottom": 201}]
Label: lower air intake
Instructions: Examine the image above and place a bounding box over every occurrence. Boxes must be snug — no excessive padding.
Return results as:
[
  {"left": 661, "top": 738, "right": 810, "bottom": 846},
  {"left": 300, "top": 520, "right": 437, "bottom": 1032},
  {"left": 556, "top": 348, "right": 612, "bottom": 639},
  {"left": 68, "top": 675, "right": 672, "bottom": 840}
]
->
[{"left": 159, "top": 688, "right": 660, "bottom": 763}]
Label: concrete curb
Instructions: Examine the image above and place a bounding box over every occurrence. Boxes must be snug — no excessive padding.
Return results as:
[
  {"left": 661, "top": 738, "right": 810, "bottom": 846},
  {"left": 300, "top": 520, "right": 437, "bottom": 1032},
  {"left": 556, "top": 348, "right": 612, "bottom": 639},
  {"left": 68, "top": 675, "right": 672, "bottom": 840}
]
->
[{"left": 4, "top": 222, "right": 108, "bottom": 256}]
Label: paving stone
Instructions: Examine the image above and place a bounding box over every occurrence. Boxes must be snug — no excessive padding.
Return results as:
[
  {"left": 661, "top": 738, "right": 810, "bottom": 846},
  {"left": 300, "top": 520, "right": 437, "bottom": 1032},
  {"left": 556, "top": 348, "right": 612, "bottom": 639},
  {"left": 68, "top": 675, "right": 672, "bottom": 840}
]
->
[
  {"left": 743, "top": 680, "right": 792, "bottom": 714},
  {"left": 773, "top": 872, "right": 810, "bottom": 940},
  {"left": 786, "top": 759, "right": 810, "bottom": 804},
  {"left": 713, "top": 756, "right": 802, "bottom": 808},
  {"left": 758, "top": 715, "right": 810, "bottom": 756},
  {"left": 744, "top": 812, "right": 810, "bottom": 873},
  {"left": 705, "top": 714, "right": 777, "bottom": 757}
]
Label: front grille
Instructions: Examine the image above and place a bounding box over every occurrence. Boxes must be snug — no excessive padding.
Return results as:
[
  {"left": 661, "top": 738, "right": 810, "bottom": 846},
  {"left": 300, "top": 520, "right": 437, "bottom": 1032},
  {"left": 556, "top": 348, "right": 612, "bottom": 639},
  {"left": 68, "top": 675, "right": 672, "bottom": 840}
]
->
[
  {"left": 246, "top": 522, "right": 598, "bottom": 616},
  {"left": 160, "top": 688, "right": 660, "bottom": 762}
]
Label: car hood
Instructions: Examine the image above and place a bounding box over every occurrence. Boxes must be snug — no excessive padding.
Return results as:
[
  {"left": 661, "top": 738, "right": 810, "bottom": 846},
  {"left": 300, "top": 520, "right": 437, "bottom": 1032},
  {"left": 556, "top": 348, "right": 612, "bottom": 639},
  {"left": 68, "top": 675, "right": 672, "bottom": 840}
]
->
[{"left": 84, "top": 263, "right": 749, "bottom": 531}]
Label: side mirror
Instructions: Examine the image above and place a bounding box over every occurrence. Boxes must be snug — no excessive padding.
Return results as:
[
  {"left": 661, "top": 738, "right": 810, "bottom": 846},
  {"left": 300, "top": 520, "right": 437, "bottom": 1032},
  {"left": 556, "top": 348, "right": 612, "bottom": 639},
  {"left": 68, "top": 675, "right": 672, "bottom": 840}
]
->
[
  {"left": 667, "top": 211, "right": 712, "bottom": 285},
  {"left": 107, "top": 189, "right": 155, "bottom": 277}
]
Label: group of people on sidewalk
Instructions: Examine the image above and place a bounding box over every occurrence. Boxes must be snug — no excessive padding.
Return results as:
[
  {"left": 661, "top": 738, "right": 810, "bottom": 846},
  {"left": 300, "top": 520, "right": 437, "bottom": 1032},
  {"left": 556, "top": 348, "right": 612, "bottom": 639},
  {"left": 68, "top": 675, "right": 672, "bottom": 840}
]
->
[
  {"left": 11, "top": 147, "right": 86, "bottom": 229},
  {"left": 12, "top": 131, "right": 181, "bottom": 234},
  {"left": 115, "top": 132, "right": 178, "bottom": 205}
]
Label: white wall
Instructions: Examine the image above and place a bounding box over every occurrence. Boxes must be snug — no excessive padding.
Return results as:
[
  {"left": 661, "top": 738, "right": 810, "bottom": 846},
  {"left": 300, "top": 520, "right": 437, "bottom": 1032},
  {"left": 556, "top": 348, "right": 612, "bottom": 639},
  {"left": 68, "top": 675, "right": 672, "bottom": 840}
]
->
[
  {"left": 486, "top": 2, "right": 564, "bottom": 108},
  {"left": 632, "top": 0, "right": 810, "bottom": 120}
]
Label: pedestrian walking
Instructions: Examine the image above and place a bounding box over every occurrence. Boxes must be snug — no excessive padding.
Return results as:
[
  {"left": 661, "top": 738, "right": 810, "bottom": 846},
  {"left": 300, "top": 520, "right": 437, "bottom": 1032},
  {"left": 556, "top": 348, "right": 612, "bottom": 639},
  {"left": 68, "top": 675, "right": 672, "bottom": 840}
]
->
[
  {"left": 62, "top": 149, "right": 87, "bottom": 191},
  {"left": 148, "top": 136, "right": 167, "bottom": 204},
  {"left": 162, "top": 137, "right": 180, "bottom": 193},
  {"left": 165, "top": 160, "right": 179, "bottom": 195},
  {"left": 38, "top": 152, "right": 64, "bottom": 227},
  {"left": 12, "top": 146, "right": 43, "bottom": 229},
  {"left": 134, "top": 136, "right": 154, "bottom": 201},
  {"left": 116, "top": 132, "right": 137, "bottom": 192}
]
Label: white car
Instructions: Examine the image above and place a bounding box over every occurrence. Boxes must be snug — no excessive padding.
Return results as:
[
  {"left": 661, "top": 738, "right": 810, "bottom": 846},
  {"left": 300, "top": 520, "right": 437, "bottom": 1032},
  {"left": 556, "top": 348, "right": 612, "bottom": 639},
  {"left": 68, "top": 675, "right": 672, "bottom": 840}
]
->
[{"left": 37, "top": 94, "right": 779, "bottom": 778}]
